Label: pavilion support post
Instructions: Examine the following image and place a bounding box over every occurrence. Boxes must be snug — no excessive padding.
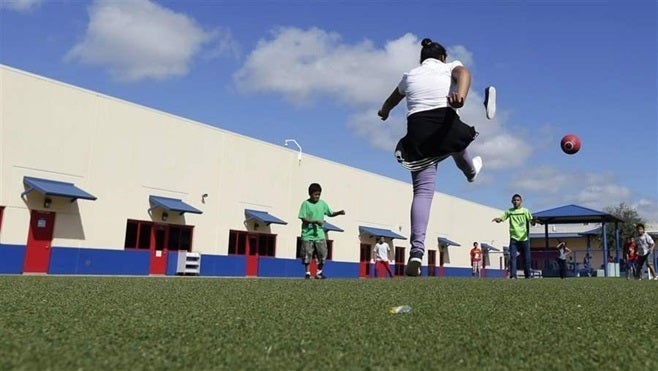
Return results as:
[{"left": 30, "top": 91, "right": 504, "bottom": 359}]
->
[{"left": 602, "top": 222, "right": 608, "bottom": 277}]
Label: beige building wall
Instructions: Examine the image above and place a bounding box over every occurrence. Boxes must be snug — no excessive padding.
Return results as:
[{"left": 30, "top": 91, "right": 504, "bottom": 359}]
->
[{"left": 0, "top": 65, "right": 506, "bottom": 268}]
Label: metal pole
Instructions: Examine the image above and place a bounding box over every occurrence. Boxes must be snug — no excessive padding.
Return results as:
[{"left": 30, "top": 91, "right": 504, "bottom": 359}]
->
[{"left": 602, "top": 223, "right": 608, "bottom": 277}]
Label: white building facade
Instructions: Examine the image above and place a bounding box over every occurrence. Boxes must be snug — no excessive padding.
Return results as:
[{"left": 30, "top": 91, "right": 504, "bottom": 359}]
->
[{"left": 0, "top": 65, "right": 508, "bottom": 278}]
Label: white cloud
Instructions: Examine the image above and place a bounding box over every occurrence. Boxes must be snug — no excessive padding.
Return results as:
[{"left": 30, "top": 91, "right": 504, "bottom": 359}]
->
[
  {"left": 346, "top": 110, "right": 406, "bottom": 152},
  {"left": 631, "top": 198, "right": 658, "bottom": 224},
  {"left": 511, "top": 166, "right": 658, "bottom": 221},
  {"left": 235, "top": 27, "right": 418, "bottom": 105},
  {"left": 510, "top": 166, "right": 658, "bottom": 222},
  {"left": 513, "top": 166, "right": 573, "bottom": 194},
  {"left": 65, "top": 0, "right": 217, "bottom": 82},
  {"left": 235, "top": 27, "right": 533, "bottom": 170},
  {"left": 0, "top": 0, "right": 42, "bottom": 12},
  {"left": 574, "top": 184, "right": 631, "bottom": 206},
  {"left": 204, "top": 27, "right": 241, "bottom": 60}
]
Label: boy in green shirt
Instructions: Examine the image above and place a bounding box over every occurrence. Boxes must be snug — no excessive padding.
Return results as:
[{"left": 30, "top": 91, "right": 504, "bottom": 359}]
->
[
  {"left": 493, "top": 194, "right": 535, "bottom": 279},
  {"left": 298, "top": 183, "right": 345, "bottom": 279}
]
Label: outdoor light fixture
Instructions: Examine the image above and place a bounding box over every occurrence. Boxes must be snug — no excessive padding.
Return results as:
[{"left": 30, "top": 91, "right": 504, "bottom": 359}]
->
[
  {"left": 162, "top": 212, "right": 168, "bottom": 222},
  {"left": 43, "top": 198, "right": 52, "bottom": 209},
  {"left": 202, "top": 193, "right": 208, "bottom": 203},
  {"left": 284, "top": 139, "right": 303, "bottom": 163}
]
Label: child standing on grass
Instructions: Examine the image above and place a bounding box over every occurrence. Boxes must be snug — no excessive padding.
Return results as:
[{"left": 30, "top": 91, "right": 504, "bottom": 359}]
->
[
  {"left": 556, "top": 242, "right": 572, "bottom": 279},
  {"left": 634, "top": 224, "right": 656, "bottom": 280},
  {"left": 372, "top": 236, "right": 395, "bottom": 278},
  {"left": 492, "top": 194, "right": 535, "bottom": 279},
  {"left": 624, "top": 236, "right": 638, "bottom": 280},
  {"left": 470, "top": 242, "right": 483, "bottom": 278},
  {"left": 298, "top": 183, "right": 345, "bottom": 279}
]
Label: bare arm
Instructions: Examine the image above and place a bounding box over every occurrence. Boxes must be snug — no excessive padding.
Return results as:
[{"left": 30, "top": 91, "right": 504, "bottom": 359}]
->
[
  {"left": 378, "top": 88, "right": 405, "bottom": 121},
  {"left": 329, "top": 210, "right": 345, "bottom": 217},
  {"left": 448, "top": 66, "right": 471, "bottom": 108}
]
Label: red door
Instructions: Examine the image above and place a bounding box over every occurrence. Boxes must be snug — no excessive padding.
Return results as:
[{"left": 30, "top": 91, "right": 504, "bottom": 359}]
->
[
  {"left": 149, "top": 225, "right": 168, "bottom": 275},
  {"left": 246, "top": 234, "right": 259, "bottom": 276},
  {"left": 24, "top": 210, "right": 56, "bottom": 273},
  {"left": 359, "top": 244, "right": 371, "bottom": 278}
]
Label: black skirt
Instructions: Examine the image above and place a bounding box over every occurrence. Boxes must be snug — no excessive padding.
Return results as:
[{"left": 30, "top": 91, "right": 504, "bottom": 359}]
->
[{"left": 394, "top": 107, "right": 478, "bottom": 171}]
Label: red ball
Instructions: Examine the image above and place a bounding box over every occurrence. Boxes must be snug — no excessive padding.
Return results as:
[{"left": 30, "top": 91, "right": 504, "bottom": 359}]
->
[{"left": 561, "top": 134, "right": 581, "bottom": 155}]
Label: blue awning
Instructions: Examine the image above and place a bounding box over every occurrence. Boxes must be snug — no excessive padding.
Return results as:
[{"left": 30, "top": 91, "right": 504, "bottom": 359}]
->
[
  {"left": 22, "top": 176, "right": 97, "bottom": 202},
  {"left": 149, "top": 196, "right": 202, "bottom": 215},
  {"left": 245, "top": 209, "right": 287, "bottom": 225},
  {"left": 359, "top": 226, "right": 406, "bottom": 240},
  {"left": 438, "top": 237, "right": 460, "bottom": 247},
  {"left": 481, "top": 243, "right": 500, "bottom": 252},
  {"left": 534, "top": 204, "right": 623, "bottom": 224},
  {"left": 323, "top": 221, "right": 344, "bottom": 232}
]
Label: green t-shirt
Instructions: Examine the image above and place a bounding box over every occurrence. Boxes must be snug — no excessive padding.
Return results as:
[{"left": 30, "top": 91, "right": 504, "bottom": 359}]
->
[
  {"left": 298, "top": 199, "right": 333, "bottom": 241},
  {"left": 501, "top": 207, "right": 533, "bottom": 242}
]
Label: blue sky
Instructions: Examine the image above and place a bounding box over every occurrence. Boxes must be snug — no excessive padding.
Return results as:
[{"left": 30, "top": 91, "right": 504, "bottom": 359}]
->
[{"left": 1, "top": 0, "right": 657, "bottom": 222}]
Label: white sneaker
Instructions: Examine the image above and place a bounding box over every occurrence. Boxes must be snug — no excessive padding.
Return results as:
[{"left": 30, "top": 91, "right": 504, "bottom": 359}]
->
[
  {"left": 468, "top": 156, "right": 483, "bottom": 183},
  {"left": 484, "top": 86, "right": 496, "bottom": 120}
]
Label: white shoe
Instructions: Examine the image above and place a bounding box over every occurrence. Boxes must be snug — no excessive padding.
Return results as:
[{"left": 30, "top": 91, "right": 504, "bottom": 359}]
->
[
  {"left": 468, "top": 156, "right": 483, "bottom": 183},
  {"left": 484, "top": 86, "right": 496, "bottom": 119}
]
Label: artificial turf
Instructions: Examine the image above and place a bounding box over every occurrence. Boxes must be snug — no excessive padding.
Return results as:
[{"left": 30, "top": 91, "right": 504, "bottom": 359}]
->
[{"left": 0, "top": 276, "right": 656, "bottom": 370}]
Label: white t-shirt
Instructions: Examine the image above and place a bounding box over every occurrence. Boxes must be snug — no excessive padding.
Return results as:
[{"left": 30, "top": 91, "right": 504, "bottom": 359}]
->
[
  {"left": 636, "top": 233, "right": 655, "bottom": 256},
  {"left": 373, "top": 242, "right": 390, "bottom": 261},
  {"left": 397, "top": 58, "right": 463, "bottom": 116},
  {"left": 558, "top": 247, "right": 568, "bottom": 261}
]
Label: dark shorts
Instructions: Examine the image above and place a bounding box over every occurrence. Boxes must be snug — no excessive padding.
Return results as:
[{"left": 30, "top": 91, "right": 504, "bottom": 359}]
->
[
  {"left": 637, "top": 254, "right": 653, "bottom": 268},
  {"left": 301, "top": 240, "right": 327, "bottom": 265}
]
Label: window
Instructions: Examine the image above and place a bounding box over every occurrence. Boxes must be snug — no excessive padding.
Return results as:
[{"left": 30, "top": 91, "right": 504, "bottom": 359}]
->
[
  {"left": 296, "top": 237, "right": 333, "bottom": 260},
  {"left": 138, "top": 224, "right": 152, "bottom": 249},
  {"left": 229, "top": 230, "right": 277, "bottom": 257},
  {"left": 258, "top": 234, "right": 276, "bottom": 256},
  {"left": 326, "top": 240, "right": 333, "bottom": 260},
  {"left": 0, "top": 206, "right": 5, "bottom": 233},
  {"left": 124, "top": 220, "right": 193, "bottom": 251},
  {"left": 394, "top": 246, "right": 405, "bottom": 276},
  {"left": 427, "top": 250, "right": 437, "bottom": 277},
  {"left": 439, "top": 245, "right": 450, "bottom": 266},
  {"left": 124, "top": 221, "right": 138, "bottom": 248},
  {"left": 168, "top": 226, "right": 194, "bottom": 251}
]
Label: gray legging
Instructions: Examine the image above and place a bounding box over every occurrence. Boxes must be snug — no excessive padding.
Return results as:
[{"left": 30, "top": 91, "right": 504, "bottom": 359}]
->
[{"left": 409, "top": 150, "right": 475, "bottom": 258}]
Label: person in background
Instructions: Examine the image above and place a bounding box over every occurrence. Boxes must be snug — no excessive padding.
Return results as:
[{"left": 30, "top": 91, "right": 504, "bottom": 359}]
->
[
  {"left": 556, "top": 242, "right": 572, "bottom": 279},
  {"left": 298, "top": 183, "right": 345, "bottom": 279},
  {"left": 372, "top": 236, "right": 395, "bottom": 278},
  {"left": 492, "top": 194, "right": 535, "bottom": 279},
  {"left": 634, "top": 224, "right": 656, "bottom": 280},
  {"left": 470, "top": 242, "right": 483, "bottom": 278},
  {"left": 624, "top": 236, "right": 638, "bottom": 280}
]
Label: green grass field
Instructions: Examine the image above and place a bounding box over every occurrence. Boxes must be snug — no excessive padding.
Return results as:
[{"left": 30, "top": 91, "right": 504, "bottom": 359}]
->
[{"left": 1, "top": 276, "right": 657, "bottom": 370}]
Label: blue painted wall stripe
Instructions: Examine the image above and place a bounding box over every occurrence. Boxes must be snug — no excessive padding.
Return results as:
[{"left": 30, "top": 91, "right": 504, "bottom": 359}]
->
[
  {"left": 1, "top": 244, "right": 507, "bottom": 279},
  {"left": 49, "top": 247, "right": 150, "bottom": 275},
  {"left": 0, "top": 244, "right": 26, "bottom": 274}
]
